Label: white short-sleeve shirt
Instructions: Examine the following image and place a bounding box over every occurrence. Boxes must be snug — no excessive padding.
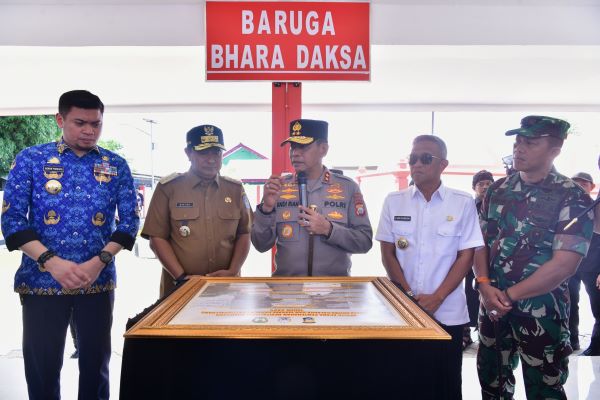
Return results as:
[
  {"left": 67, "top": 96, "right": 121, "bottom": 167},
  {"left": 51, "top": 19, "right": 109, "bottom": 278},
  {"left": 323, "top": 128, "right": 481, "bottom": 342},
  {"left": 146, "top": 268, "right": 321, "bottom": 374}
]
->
[{"left": 376, "top": 184, "right": 484, "bottom": 326}]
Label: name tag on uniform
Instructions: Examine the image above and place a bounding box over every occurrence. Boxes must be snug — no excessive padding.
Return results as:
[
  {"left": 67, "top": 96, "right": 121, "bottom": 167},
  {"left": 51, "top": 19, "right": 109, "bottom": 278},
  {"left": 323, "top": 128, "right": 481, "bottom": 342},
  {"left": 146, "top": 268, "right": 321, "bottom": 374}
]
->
[
  {"left": 176, "top": 202, "right": 194, "bottom": 208},
  {"left": 394, "top": 216, "right": 411, "bottom": 221}
]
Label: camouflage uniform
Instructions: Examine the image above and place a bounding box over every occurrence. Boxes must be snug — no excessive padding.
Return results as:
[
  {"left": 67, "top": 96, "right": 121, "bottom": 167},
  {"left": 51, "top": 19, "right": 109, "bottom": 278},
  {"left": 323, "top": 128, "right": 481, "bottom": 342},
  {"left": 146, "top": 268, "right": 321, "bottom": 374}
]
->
[{"left": 477, "top": 170, "right": 593, "bottom": 399}]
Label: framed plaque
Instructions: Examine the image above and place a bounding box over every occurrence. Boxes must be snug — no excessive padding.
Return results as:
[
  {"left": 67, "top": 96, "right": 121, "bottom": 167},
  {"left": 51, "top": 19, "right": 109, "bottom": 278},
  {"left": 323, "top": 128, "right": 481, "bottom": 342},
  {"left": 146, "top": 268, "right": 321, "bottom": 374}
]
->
[{"left": 125, "top": 276, "right": 449, "bottom": 340}]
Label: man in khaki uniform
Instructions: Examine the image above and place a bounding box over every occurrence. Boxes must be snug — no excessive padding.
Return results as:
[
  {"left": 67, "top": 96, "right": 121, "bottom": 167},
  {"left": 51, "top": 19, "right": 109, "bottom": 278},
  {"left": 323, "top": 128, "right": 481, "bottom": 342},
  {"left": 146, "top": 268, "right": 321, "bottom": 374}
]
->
[{"left": 142, "top": 125, "right": 252, "bottom": 296}]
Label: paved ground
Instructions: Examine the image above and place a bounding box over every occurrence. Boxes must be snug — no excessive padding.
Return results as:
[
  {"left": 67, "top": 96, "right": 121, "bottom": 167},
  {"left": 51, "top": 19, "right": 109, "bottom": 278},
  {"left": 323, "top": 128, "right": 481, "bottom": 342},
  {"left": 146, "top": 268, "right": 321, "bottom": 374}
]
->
[{"left": 0, "top": 243, "right": 598, "bottom": 399}]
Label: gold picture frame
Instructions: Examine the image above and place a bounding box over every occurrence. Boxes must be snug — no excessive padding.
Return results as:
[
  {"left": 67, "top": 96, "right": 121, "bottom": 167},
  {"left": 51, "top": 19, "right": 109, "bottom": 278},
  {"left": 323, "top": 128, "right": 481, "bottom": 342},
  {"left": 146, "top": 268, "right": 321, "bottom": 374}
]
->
[{"left": 125, "top": 276, "right": 449, "bottom": 340}]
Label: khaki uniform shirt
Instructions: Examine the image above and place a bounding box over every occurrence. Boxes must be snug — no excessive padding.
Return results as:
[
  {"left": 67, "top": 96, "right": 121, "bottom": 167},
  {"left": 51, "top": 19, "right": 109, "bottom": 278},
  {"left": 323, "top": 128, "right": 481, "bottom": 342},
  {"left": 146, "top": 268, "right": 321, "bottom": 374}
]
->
[
  {"left": 142, "top": 171, "right": 252, "bottom": 295},
  {"left": 251, "top": 168, "right": 373, "bottom": 276}
]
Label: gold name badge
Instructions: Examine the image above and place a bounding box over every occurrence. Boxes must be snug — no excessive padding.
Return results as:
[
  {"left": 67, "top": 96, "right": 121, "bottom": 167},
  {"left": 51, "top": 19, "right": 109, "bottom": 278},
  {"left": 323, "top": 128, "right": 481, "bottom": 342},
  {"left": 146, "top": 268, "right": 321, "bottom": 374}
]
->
[
  {"left": 45, "top": 180, "right": 62, "bottom": 195},
  {"left": 396, "top": 237, "right": 409, "bottom": 250}
]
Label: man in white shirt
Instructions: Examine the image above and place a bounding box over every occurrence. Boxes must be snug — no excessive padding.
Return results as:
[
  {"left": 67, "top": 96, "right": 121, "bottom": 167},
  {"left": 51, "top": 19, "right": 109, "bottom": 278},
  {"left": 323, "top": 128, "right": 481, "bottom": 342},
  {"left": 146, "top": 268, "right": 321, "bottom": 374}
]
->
[{"left": 376, "top": 135, "right": 483, "bottom": 400}]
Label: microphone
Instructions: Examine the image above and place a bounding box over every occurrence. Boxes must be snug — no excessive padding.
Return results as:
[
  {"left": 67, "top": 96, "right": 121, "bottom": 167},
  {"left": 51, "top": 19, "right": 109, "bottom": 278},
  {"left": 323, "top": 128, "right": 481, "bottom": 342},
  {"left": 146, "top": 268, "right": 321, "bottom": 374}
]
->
[{"left": 297, "top": 171, "right": 308, "bottom": 208}]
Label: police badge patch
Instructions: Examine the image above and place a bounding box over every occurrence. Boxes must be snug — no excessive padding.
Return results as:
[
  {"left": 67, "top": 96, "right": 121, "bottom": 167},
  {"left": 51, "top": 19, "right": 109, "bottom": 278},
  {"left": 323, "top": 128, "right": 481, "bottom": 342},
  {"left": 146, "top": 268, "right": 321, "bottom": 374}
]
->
[{"left": 354, "top": 193, "right": 366, "bottom": 217}]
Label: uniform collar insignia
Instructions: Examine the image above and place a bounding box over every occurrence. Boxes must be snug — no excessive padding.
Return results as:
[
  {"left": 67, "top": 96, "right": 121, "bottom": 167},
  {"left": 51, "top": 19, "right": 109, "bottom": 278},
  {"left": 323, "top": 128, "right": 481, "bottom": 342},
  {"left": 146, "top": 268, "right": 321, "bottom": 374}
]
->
[{"left": 56, "top": 138, "right": 100, "bottom": 154}]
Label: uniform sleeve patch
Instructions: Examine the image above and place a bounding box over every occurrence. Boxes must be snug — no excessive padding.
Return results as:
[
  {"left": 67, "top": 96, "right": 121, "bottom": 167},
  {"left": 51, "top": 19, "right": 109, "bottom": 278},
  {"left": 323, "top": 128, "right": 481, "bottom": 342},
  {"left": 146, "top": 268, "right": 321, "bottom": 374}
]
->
[
  {"left": 354, "top": 193, "right": 366, "bottom": 217},
  {"left": 243, "top": 193, "right": 251, "bottom": 209}
]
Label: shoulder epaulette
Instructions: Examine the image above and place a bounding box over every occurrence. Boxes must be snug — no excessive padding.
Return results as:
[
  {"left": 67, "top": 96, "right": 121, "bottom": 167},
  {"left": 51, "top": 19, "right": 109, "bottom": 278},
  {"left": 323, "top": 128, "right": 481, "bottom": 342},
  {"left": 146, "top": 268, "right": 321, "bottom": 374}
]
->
[
  {"left": 331, "top": 172, "right": 354, "bottom": 183},
  {"left": 220, "top": 175, "right": 243, "bottom": 186},
  {"left": 159, "top": 172, "right": 184, "bottom": 185}
]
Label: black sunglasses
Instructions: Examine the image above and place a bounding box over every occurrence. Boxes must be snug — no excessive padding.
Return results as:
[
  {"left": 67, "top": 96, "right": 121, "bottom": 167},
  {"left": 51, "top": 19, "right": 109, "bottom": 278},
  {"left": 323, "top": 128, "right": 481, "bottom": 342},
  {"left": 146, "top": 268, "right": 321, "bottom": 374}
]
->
[{"left": 408, "top": 153, "right": 443, "bottom": 166}]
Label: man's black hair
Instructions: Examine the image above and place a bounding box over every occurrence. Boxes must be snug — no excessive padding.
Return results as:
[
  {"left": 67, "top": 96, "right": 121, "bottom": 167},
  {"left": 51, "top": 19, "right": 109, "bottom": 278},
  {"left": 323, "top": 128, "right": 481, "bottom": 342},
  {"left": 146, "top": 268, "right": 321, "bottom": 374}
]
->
[{"left": 58, "top": 90, "right": 104, "bottom": 116}]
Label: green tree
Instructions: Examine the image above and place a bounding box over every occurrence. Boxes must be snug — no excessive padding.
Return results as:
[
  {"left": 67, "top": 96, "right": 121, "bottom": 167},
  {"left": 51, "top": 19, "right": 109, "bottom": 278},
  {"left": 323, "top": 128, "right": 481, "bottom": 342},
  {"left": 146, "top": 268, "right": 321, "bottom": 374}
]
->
[
  {"left": 98, "top": 139, "right": 125, "bottom": 157},
  {"left": 0, "top": 115, "right": 60, "bottom": 176},
  {"left": 0, "top": 115, "right": 127, "bottom": 177}
]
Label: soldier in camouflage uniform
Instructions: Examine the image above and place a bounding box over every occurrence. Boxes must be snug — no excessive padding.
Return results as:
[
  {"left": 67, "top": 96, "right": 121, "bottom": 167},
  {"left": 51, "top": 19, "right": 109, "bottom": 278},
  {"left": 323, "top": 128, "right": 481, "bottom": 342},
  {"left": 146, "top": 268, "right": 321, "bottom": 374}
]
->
[{"left": 473, "top": 116, "right": 594, "bottom": 399}]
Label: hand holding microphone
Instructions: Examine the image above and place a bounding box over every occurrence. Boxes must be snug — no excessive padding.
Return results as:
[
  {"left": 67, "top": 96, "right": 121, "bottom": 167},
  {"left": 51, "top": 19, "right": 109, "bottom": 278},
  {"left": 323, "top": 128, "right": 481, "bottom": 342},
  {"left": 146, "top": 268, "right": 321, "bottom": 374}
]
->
[{"left": 296, "top": 172, "right": 332, "bottom": 235}]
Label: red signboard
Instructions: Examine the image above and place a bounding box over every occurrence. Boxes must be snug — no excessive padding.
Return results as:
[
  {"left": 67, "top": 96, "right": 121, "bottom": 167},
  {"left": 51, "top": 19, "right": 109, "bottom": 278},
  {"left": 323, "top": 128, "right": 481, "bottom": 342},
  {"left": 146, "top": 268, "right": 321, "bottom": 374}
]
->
[{"left": 205, "top": 1, "right": 370, "bottom": 81}]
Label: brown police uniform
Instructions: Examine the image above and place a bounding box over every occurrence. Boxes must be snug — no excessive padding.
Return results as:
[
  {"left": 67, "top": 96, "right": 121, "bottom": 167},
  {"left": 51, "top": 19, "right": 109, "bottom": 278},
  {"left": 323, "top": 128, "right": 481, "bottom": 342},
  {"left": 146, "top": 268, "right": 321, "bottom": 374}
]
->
[{"left": 142, "top": 171, "right": 252, "bottom": 296}]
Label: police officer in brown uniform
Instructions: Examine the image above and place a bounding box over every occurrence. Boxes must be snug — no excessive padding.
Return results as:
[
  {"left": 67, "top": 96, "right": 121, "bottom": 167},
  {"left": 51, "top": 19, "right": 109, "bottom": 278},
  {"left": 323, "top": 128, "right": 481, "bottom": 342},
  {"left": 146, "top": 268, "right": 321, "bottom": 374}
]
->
[
  {"left": 251, "top": 119, "right": 373, "bottom": 276},
  {"left": 142, "top": 125, "right": 252, "bottom": 296}
]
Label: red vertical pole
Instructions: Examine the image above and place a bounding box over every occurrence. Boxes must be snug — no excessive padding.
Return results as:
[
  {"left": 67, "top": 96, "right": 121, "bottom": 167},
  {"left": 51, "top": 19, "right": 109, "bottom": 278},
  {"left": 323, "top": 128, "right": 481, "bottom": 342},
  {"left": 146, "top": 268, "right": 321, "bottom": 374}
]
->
[
  {"left": 272, "top": 82, "right": 301, "bottom": 175},
  {"left": 271, "top": 82, "right": 302, "bottom": 272}
]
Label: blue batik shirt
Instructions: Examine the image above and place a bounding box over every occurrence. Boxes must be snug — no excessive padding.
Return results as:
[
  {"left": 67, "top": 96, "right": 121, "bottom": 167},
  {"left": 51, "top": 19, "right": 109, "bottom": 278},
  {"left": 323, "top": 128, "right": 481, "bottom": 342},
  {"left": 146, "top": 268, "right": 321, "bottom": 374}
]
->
[{"left": 1, "top": 139, "right": 139, "bottom": 295}]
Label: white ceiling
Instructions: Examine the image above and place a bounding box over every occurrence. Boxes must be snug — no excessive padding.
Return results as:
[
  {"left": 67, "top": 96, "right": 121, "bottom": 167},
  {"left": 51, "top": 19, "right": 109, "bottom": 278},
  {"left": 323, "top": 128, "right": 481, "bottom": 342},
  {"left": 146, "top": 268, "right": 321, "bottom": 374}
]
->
[{"left": 0, "top": 1, "right": 599, "bottom": 114}]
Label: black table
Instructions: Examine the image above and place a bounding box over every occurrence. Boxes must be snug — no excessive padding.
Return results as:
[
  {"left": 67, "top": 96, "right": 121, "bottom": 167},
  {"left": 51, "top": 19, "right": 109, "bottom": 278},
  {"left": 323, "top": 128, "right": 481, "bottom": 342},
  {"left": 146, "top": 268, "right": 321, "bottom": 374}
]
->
[{"left": 120, "top": 334, "right": 449, "bottom": 399}]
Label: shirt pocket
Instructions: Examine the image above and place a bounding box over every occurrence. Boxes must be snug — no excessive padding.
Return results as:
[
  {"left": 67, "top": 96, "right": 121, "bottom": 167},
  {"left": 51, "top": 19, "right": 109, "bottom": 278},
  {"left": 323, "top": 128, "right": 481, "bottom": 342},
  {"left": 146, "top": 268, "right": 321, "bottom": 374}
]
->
[
  {"left": 218, "top": 205, "right": 241, "bottom": 240},
  {"left": 171, "top": 206, "right": 199, "bottom": 221},
  {"left": 436, "top": 223, "right": 461, "bottom": 255},
  {"left": 171, "top": 206, "right": 200, "bottom": 238},
  {"left": 391, "top": 222, "right": 416, "bottom": 247},
  {"left": 522, "top": 219, "right": 555, "bottom": 250}
]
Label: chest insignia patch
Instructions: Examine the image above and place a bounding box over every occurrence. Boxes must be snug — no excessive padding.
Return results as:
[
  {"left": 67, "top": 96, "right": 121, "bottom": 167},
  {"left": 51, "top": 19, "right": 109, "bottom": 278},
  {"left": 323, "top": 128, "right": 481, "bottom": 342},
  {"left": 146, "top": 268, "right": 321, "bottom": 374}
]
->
[
  {"left": 179, "top": 225, "right": 191, "bottom": 237},
  {"left": 281, "top": 224, "right": 293, "bottom": 238},
  {"left": 44, "top": 210, "right": 60, "bottom": 225},
  {"left": 327, "top": 184, "right": 343, "bottom": 194},
  {"left": 93, "top": 161, "right": 117, "bottom": 184},
  {"left": 45, "top": 179, "right": 62, "bottom": 195},
  {"left": 328, "top": 211, "right": 344, "bottom": 220},
  {"left": 397, "top": 237, "right": 409, "bottom": 249},
  {"left": 92, "top": 212, "right": 106, "bottom": 226}
]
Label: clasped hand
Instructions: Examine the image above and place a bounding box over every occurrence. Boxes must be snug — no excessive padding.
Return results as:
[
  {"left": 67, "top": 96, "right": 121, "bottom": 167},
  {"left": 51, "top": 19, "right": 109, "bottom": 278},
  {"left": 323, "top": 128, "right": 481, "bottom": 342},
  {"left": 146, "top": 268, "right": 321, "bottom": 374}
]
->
[
  {"left": 414, "top": 293, "right": 444, "bottom": 315},
  {"left": 479, "top": 284, "right": 512, "bottom": 322},
  {"left": 45, "top": 257, "right": 104, "bottom": 290}
]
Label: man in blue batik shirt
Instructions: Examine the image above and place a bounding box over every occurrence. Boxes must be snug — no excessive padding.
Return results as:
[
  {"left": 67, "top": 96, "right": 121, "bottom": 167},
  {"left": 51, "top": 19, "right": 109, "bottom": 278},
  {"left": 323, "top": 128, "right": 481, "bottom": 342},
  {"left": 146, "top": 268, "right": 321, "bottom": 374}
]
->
[{"left": 1, "top": 90, "right": 139, "bottom": 400}]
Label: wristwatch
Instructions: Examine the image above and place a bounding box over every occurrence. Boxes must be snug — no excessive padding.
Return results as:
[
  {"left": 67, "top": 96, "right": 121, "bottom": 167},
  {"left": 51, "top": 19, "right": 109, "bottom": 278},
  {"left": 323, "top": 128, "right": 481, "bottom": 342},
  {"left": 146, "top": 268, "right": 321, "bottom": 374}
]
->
[
  {"left": 37, "top": 250, "right": 56, "bottom": 272},
  {"left": 173, "top": 272, "right": 189, "bottom": 287},
  {"left": 98, "top": 250, "right": 113, "bottom": 266},
  {"left": 257, "top": 203, "right": 275, "bottom": 215}
]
